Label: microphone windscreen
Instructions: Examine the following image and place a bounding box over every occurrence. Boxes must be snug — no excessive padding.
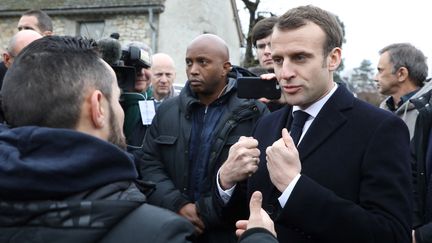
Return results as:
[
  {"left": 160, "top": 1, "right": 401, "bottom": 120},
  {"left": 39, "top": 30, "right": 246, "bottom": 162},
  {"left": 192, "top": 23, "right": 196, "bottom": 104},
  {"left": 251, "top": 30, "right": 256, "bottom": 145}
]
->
[{"left": 97, "top": 38, "right": 122, "bottom": 65}]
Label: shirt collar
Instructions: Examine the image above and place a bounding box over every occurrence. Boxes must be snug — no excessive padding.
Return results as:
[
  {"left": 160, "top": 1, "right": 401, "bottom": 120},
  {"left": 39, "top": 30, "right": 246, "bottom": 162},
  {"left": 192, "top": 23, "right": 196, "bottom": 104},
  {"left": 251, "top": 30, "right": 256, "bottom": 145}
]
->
[{"left": 386, "top": 88, "right": 420, "bottom": 111}]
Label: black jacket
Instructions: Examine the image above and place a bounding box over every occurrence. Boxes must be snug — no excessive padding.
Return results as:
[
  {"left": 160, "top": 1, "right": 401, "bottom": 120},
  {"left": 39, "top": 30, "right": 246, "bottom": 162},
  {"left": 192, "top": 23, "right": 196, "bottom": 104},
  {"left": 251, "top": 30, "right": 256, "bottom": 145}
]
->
[
  {"left": 411, "top": 90, "right": 432, "bottom": 243},
  {"left": 243, "top": 85, "right": 412, "bottom": 242},
  {"left": 0, "top": 125, "right": 194, "bottom": 243},
  {"left": 139, "top": 77, "right": 268, "bottom": 242}
]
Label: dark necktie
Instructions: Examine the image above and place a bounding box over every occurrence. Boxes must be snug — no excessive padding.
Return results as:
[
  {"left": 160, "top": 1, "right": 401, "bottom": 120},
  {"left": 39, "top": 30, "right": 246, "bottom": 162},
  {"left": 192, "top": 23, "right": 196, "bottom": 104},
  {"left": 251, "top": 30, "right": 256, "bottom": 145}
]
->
[{"left": 290, "top": 110, "right": 309, "bottom": 146}]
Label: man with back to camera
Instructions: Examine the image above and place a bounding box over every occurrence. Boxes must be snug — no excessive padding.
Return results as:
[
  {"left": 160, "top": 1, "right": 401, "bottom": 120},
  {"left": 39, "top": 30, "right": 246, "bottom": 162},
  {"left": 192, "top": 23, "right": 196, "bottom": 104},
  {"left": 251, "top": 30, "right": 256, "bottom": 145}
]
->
[
  {"left": 0, "top": 35, "right": 195, "bottom": 243},
  {"left": 139, "top": 33, "right": 268, "bottom": 243},
  {"left": 150, "top": 52, "right": 177, "bottom": 109},
  {"left": 217, "top": 5, "right": 412, "bottom": 243}
]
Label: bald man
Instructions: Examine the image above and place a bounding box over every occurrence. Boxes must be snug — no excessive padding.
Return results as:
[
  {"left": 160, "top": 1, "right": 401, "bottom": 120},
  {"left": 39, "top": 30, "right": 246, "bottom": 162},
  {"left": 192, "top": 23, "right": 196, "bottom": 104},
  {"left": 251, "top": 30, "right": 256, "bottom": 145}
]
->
[
  {"left": 139, "top": 34, "right": 268, "bottom": 243},
  {"left": 0, "top": 30, "right": 42, "bottom": 124},
  {"left": 150, "top": 53, "right": 177, "bottom": 108},
  {"left": 2, "top": 30, "right": 43, "bottom": 69}
]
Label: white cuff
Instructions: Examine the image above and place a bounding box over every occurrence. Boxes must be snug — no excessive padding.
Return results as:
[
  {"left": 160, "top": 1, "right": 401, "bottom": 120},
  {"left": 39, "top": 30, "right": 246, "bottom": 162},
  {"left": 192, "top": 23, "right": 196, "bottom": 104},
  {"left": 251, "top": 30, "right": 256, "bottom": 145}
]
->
[
  {"left": 216, "top": 169, "right": 236, "bottom": 204},
  {"left": 278, "top": 173, "right": 301, "bottom": 208}
]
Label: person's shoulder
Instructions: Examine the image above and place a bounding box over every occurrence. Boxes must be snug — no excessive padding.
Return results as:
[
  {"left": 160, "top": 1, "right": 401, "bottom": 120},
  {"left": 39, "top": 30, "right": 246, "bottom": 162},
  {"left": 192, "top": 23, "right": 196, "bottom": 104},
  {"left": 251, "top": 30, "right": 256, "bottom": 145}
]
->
[
  {"left": 100, "top": 203, "right": 194, "bottom": 243},
  {"left": 349, "top": 97, "right": 408, "bottom": 133},
  {"left": 156, "top": 96, "right": 180, "bottom": 114},
  {"left": 133, "top": 204, "right": 195, "bottom": 241},
  {"left": 353, "top": 97, "right": 395, "bottom": 118}
]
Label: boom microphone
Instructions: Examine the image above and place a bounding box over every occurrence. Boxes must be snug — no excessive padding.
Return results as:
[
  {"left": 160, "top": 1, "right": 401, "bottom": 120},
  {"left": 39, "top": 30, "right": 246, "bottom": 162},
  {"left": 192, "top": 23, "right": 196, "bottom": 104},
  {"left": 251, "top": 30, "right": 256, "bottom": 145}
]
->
[{"left": 97, "top": 37, "right": 122, "bottom": 65}]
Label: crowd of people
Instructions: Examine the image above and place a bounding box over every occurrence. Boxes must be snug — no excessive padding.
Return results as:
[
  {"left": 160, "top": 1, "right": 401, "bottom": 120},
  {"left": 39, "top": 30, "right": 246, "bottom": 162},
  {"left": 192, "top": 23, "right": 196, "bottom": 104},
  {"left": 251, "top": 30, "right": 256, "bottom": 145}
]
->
[{"left": 0, "top": 5, "right": 431, "bottom": 243}]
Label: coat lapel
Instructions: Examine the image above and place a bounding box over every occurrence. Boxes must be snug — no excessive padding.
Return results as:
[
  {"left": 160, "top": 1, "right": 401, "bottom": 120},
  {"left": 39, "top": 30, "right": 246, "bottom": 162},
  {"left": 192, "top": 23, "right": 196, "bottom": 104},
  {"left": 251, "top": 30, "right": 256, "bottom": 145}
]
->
[{"left": 297, "top": 85, "right": 354, "bottom": 161}]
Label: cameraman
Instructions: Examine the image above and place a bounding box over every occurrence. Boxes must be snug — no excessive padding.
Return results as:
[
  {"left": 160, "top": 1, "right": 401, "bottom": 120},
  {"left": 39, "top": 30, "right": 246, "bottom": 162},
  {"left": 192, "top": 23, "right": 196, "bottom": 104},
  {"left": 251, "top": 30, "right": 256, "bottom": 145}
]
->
[{"left": 121, "top": 41, "right": 154, "bottom": 149}]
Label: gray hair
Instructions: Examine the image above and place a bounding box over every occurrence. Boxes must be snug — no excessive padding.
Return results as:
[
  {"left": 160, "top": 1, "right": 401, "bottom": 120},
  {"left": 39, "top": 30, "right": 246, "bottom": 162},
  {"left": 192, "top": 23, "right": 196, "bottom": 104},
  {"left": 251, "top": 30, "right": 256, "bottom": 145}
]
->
[{"left": 379, "top": 43, "right": 428, "bottom": 87}]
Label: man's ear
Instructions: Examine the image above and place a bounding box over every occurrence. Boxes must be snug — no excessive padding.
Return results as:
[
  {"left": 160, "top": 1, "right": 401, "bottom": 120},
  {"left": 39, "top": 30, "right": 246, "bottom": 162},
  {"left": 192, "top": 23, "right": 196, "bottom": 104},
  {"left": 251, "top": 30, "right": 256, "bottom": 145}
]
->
[
  {"left": 327, "top": 47, "right": 342, "bottom": 71},
  {"left": 3, "top": 53, "right": 12, "bottom": 68},
  {"left": 222, "top": 61, "right": 232, "bottom": 77},
  {"left": 42, "top": 30, "right": 53, "bottom": 36},
  {"left": 90, "top": 90, "right": 106, "bottom": 129},
  {"left": 396, "top": 67, "right": 409, "bottom": 82}
]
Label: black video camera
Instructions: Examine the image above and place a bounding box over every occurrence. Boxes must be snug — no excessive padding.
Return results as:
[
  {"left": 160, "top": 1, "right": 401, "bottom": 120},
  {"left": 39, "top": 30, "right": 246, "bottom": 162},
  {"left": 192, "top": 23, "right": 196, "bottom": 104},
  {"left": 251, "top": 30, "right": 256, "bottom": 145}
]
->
[
  {"left": 97, "top": 38, "right": 152, "bottom": 91},
  {"left": 114, "top": 46, "right": 152, "bottom": 92}
]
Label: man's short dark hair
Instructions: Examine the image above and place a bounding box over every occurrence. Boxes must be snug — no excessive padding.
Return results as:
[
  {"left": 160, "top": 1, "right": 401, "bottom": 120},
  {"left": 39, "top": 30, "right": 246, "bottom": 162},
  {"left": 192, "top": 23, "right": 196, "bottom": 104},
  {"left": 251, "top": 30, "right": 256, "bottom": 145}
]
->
[
  {"left": 23, "top": 9, "right": 53, "bottom": 32},
  {"left": 251, "top": 16, "right": 278, "bottom": 47},
  {"left": 276, "top": 5, "right": 343, "bottom": 57},
  {"left": 379, "top": 43, "right": 428, "bottom": 87},
  {"left": 2, "top": 36, "right": 113, "bottom": 128}
]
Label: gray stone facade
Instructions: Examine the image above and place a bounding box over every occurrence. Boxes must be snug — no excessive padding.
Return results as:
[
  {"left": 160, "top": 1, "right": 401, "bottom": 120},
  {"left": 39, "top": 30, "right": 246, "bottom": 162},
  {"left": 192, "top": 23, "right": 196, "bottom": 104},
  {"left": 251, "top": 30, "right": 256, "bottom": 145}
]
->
[{"left": 0, "top": 0, "right": 243, "bottom": 84}]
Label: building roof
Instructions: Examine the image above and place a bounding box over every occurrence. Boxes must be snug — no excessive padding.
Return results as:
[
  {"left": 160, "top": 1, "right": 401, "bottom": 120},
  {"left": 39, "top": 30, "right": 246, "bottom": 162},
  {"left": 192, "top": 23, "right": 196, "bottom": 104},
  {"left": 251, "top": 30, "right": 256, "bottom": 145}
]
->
[{"left": 0, "top": 0, "right": 165, "bottom": 16}]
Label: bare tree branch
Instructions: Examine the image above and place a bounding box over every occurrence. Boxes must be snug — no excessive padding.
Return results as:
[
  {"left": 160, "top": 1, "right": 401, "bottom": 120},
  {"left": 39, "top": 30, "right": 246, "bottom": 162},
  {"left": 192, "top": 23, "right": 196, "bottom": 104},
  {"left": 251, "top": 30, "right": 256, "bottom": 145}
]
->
[{"left": 241, "top": 0, "right": 260, "bottom": 67}]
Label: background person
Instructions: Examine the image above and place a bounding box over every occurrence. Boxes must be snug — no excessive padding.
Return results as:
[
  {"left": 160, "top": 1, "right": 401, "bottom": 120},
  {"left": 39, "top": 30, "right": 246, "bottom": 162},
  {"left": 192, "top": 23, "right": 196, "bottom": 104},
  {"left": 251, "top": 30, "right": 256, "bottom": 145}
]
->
[
  {"left": 17, "top": 9, "right": 53, "bottom": 36},
  {"left": 249, "top": 16, "right": 278, "bottom": 75},
  {"left": 0, "top": 9, "right": 53, "bottom": 86},
  {"left": 374, "top": 43, "right": 430, "bottom": 139},
  {"left": 150, "top": 52, "right": 177, "bottom": 109},
  {"left": 120, "top": 41, "right": 154, "bottom": 148},
  {"left": 249, "top": 16, "right": 285, "bottom": 112}
]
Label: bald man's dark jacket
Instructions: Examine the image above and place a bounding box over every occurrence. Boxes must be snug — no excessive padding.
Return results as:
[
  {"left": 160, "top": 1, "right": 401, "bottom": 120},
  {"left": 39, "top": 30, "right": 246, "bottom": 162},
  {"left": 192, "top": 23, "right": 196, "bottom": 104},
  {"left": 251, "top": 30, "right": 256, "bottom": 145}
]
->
[
  {"left": 139, "top": 77, "right": 268, "bottom": 242},
  {"left": 246, "top": 85, "right": 412, "bottom": 243}
]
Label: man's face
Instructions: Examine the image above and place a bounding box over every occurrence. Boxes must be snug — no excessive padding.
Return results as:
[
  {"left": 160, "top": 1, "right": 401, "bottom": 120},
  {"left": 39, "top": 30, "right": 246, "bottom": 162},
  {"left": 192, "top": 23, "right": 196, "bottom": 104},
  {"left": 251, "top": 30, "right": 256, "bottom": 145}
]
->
[
  {"left": 107, "top": 79, "right": 127, "bottom": 149},
  {"left": 374, "top": 51, "right": 399, "bottom": 96},
  {"left": 17, "top": 15, "right": 43, "bottom": 34},
  {"left": 256, "top": 35, "right": 274, "bottom": 70},
  {"left": 134, "top": 67, "right": 152, "bottom": 93},
  {"left": 271, "top": 22, "right": 337, "bottom": 109},
  {"left": 185, "top": 44, "right": 227, "bottom": 98},
  {"left": 151, "top": 61, "right": 176, "bottom": 99}
]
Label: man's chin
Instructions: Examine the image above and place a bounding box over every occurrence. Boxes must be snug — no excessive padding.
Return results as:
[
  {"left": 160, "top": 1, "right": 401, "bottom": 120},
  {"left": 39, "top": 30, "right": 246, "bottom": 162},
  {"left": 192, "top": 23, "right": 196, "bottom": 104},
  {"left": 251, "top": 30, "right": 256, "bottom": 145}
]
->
[{"left": 156, "top": 89, "right": 170, "bottom": 95}]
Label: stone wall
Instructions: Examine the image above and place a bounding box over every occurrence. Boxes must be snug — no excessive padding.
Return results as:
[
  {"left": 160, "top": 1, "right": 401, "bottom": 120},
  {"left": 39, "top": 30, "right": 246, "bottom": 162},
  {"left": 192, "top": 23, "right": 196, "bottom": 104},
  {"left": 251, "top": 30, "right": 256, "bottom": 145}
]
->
[
  {"left": 0, "top": 13, "right": 152, "bottom": 53},
  {"left": 0, "top": 17, "right": 20, "bottom": 52}
]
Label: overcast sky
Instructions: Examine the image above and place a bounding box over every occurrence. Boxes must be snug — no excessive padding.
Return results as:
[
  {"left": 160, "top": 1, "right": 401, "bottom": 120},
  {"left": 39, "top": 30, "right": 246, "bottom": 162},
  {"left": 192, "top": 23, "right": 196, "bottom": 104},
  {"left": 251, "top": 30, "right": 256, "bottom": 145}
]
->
[{"left": 236, "top": 0, "right": 432, "bottom": 77}]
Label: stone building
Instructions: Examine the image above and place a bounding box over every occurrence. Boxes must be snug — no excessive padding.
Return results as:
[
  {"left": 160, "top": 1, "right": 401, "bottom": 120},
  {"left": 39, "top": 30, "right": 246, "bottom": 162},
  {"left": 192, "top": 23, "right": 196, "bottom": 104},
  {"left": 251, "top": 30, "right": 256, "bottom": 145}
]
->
[{"left": 0, "top": 0, "right": 243, "bottom": 83}]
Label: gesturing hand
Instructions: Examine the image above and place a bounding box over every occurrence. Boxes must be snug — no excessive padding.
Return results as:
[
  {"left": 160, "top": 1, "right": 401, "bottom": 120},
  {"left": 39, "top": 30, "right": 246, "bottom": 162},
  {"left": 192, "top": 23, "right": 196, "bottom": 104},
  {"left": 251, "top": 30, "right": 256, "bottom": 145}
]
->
[
  {"left": 219, "top": 136, "right": 260, "bottom": 189},
  {"left": 235, "top": 191, "right": 276, "bottom": 237},
  {"left": 266, "top": 128, "right": 301, "bottom": 192}
]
